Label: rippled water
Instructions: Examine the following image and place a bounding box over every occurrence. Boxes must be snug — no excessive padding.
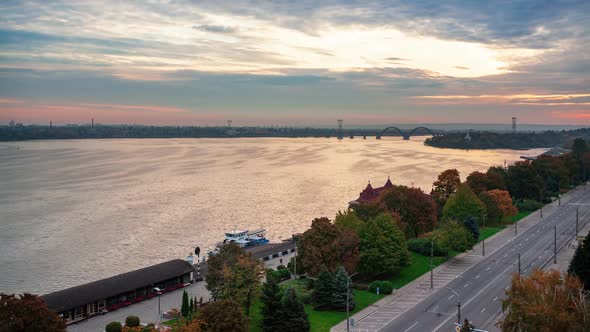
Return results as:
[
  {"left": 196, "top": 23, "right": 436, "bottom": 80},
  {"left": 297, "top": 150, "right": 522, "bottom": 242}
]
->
[{"left": 0, "top": 137, "right": 545, "bottom": 294}]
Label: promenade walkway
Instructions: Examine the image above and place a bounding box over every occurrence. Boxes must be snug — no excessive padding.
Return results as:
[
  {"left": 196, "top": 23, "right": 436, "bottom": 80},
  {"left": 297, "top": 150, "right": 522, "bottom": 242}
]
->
[{"left": 332, "top": 187, "right": 583, "bottom": 332}]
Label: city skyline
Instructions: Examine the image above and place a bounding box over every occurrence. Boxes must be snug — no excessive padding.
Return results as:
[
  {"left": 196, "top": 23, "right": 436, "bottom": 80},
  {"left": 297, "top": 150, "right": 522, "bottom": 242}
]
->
[{"left": 1, "top": 1, "right": 589, "bottom": 125}]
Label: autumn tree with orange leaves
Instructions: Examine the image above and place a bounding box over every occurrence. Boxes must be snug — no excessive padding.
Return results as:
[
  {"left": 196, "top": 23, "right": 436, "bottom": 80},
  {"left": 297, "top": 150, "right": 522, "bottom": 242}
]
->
[
  {"left": 486, "top": 189, "right": 517, "bottom": 220},
  {"left": 498, "top": 269, "right": 590, "bottom": 332}
]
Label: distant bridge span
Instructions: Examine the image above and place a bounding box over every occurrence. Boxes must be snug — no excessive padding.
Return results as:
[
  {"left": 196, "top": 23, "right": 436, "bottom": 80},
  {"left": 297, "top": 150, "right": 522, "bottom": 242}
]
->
[{"left": 377, "top": 126, "right": 436, "bottom": 140}]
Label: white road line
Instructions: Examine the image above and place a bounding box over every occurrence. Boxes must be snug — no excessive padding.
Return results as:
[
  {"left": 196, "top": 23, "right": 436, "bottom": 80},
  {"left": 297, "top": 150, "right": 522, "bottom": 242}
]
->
[
  {"left": 464, "top": 283, "right": 470, "bottom": 288},
  {"left": 448, "top": 295, "right": 454, "bottom": 300},
  {"left": 481, "top": 307, "right": 486, "bottom": 313},
  {"left": 475, "top": 275, "right": 480, "bottom": 279},
  {"left": 493, "top": 296, "right": 498, "bottom": 302},
  {"left": 486, "top": 267, "right": 491, "bottom": 271},
  {"left": 432, "top": 305, "right": 439, "bottom": 312},
  {"left": 404, "top": 321, "right": 418, "bottom": 332}
]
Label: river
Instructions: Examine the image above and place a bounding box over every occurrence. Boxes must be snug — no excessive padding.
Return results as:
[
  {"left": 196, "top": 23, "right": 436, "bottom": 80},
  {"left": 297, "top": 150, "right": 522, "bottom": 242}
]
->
[{"left": 0, "top": 137, "right": 546, "bottom": 295}]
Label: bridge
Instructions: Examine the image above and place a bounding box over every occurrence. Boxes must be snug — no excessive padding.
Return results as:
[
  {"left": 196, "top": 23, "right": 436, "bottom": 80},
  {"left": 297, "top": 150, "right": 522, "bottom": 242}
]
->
[{"left": 375, "top": 126, "right": 436, "bottom": 140}]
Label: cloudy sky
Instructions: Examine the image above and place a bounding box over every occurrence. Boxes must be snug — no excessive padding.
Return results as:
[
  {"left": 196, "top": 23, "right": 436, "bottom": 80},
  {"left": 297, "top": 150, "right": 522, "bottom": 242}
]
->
[{"left": 0, "top": 0, "right": 588, "bottom": 126}]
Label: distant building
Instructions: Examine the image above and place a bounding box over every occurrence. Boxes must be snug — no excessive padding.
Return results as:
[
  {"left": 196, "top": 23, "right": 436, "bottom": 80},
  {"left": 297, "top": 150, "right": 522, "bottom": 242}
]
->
[
  {"left": 464, "top": 131, "right": 471, "bottom": 141},
  {"left": 521, "top": 147, "right": 571, "bottom": 161},
  {"left": 9, "top": 120, "right": 15, "bottom": 127},
  {"left": 512, "top": 117, "right": 517, "bottom": 133},
  {"left": 349, "top": 178, "right": 394, "bottom": 205}
]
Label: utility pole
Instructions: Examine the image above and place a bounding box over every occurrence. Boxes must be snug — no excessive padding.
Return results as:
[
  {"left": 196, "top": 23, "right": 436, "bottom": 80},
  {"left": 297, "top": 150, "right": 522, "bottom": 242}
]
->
[
  {"left": 554, "top": 225, "right": 557, "bottom": 264},
  {"left": 518, "top": 253, "right": 521, "bottom": 275},
  {"left": 482, "top": 215, "right": 486, "bottom": 256},
  {"left": 346, "top": 272, "right": 359, "bottom": 332},
  {"left": 515, "top": 218, "right": 518, "bottom": 235},
  {"left": 540, "top": 206, "right": 543, "bottom": 219},
  {"left": 576, "top": 208, "right": 580, "bottom": 236},
  {"left": 457, "top": 301, "right": 461, "bottom": 325},
  {"left": 430, "top": 236, "right": 438, "bottom": 289}
]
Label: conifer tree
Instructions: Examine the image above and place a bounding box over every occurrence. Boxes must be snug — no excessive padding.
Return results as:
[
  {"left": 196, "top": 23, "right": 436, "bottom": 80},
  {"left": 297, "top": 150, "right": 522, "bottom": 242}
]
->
[
  {"left": 569, "top": 230, "right": 590, "bottom": 290},
  {"left": 283, "top": 288, "right": 310, "bottom": 332},
  {"left": 312, "top": 268, "right": 335, "bottom": 310},
  {"left": 189, "top": 297, "right": 194, "bottom": 314},
  {"left": 332, "top": 266, "right": 354, "bottom": 311},
  {"left": 260, "top": 273, "right": 285, "bottom": 331},
  {"left": 181, "top": 290, "right": 189, "bottom": 317},
  {"left": 462, "top": 216, "right": 480, "bottom": 244}
]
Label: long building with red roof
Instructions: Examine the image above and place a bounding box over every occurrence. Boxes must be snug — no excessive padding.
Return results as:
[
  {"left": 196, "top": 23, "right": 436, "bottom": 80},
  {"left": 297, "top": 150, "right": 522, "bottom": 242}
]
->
[{"left": 349, "top": 177, "right": 394, "bottom": 205}]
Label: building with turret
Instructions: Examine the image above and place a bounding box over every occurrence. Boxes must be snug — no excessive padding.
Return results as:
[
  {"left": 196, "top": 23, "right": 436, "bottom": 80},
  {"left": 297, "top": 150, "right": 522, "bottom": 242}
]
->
[{"left": 349, "top": 177, "right": 394, "bottom": 205}]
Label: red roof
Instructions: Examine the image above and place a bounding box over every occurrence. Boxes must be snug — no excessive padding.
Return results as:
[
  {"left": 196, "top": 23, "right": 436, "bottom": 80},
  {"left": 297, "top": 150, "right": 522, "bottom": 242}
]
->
[{"left": 353, "top": 178, "right": 393, "bottom": 204}]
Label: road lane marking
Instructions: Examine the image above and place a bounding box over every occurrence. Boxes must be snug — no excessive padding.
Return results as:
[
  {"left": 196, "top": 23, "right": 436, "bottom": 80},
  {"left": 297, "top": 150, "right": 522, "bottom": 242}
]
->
[
  {"left": 448, "top": 295, "right": 454, "bottom": 300},
  {"left": 481, "top": 307, "right": 486, "bottom": 313},
  {"left": 464, "top": 283, "right": 470, "bottom": 288},
  {"left": 432, "top": 305, "right": 439, "bottom": 312},
  {"left": 475, "top": 275, "right": 480, "bottom": 279},
  {"left": 493, "top": 296, "right": 498, "bottom": 302},
  {"left": 404, "top": 321, "right": 418, "bottom": 332}
]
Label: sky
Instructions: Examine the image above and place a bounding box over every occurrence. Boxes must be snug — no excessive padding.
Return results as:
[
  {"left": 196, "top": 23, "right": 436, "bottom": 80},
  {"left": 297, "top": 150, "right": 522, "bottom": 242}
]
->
[{"left": 0, "top": 0, "right": 589, "bottom": 126}]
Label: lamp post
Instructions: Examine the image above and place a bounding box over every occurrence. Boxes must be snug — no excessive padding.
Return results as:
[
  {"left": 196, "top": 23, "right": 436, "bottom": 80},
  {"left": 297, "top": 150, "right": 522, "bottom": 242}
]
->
[
  {"left": 576, "top": 208, "right": 579, "bottom": 236},
  {"left": 346, "top": 272, "right": 359, "bottom": 332},
  {"left": 482, "top": 215, "right": 486, "bottom": 256},
  {"left": 430, "top": 236, "right": 438, "bottom": 289},
  {"left": 153, "top": 287, "right": 162, "bottom": 325},
  {"left": 554, "top": 225, "right": 557, "bottom": 264},
  {"left": 518, "top": 253, "right": 521, "bottom": 275},
  {"left": 457, "top": 301, "right": 461, "bottom": 325}
]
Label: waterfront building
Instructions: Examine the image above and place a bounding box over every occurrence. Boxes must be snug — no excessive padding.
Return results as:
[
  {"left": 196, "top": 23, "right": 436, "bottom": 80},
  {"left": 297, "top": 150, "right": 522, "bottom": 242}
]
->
[
  {"left": 348, "top": 178, "right": 394, "bottom": 205},
  {"left": 42, "top": 259, "right": 195, "bottom": 325}
]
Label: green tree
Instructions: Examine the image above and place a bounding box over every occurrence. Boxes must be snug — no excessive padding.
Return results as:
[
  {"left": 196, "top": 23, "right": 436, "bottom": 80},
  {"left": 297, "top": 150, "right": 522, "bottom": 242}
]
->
[
  {"left": 431, "top": 169, "right": 461, "bottom": 205},
  {"left": 532, "top": 155, "right": 570, "bottom": 194},
  {"left": 331, "top": 266, "right": 354, "bottom": 311},
  {"left": 466, "top": 171, "right": 489, "bottom": 194},
  {"left": 334, "top": 210, "right": 365, "bottom": 234},
  {"left": 358, "top": 214, "right": 410, "bottom": 276},
  {"left": 105, "top": 321, "right": 123, "bottom": 332},
  {"left": 435, "top": 220, "right": 474, "bottom": 253},
  {"left": 462, "top": 217, "right": 479, "bottom": 242},
  {"left": 189, "top": 297, "right": 194, "bottom": 315},
  {"left": 260, "top": 273, "right": 285, "bottom": 331},
  {"left": 478, "top": 191, "right": 502, "bottom": 224},
  {"left": 205, "top": 243, "right": 263, "bottom": 315},
  {"left": 125, "top": 315, "right": 140, "bottom": 327},
  {"left": 282, "top": 288, "right": 310, "bottom": 332},
  {"left": 442, "top": 183, "right": 486, "bottom": 225},
  {"left": 181, "top": 290, "right": 190, "bottom": 317},
  {"left": 506, "top": 161, "right": 544, "bottom": 201},
  {"left": 312, "top": 268, "right": 335, "bottom": 310},
  {"left": 198, "top": 300, "right": 248, "bottom": 332},
  {"left": 572, "top": 138, "right": 587, "bottom": 161},
  {"left": 0, "top": 293, "right": 66, "bottom": 332},
  {"left": 568, "top": 230, "right": 590, "bottom": 291}
]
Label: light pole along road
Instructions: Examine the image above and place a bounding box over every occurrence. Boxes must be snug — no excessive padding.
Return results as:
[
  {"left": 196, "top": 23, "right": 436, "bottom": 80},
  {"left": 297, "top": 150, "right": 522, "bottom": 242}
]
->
[{"left": 380, "top": 186, "right": 590, "bottom": 332}]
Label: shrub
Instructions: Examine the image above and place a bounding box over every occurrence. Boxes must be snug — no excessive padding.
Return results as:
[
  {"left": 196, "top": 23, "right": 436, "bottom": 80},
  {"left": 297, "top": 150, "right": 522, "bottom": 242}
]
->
[
  {"left": 106, "top": 321, "right": 122, "bottom": 332},
  {"left": 368, "top": 280, "right": 381, "bottom": 293},
  {"left": 380, "top": 281, "right": 394, "bottom": 294},
  {"left": 279, "top": 268, "right": 291, "bottom": 279},
  {"left": 516, "top": 199, "right": 543, "bottom": 212},
  {"left": 277, "top": 265, "right": 287, "bottom": 270},
  {"left": 407, "top": 238, "right": 447, "bottom": 256},
  {"left": 125, "top": 316, "right": 140, "bottom": 327}
]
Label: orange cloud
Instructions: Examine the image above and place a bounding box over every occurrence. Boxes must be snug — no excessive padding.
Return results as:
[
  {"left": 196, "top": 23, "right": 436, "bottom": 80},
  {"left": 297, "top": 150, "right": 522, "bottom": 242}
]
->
[{"left": 413, "top": 93, "right": 590, "bottom": 106}]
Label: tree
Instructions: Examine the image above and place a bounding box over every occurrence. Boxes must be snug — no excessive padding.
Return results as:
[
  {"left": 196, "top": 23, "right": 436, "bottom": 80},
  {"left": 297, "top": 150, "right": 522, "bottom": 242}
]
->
[
  {"left": 298, "top": 217, "right": 360, "bottom": 276},
  {"left": 181, "top": 290, "right": 190, "bottom": 317},
  {"left": 125, "top": 315, "right": 140, "bottom": 327},
  {"left": 499, "top": 269, "right": 590, "bottom": 332},
  {"left": 198, "top": 300, "right": 248, "bottom": 332},
  {"left": 442, "top": 184, "right": 486, "bottom": 225},
  {"left": 189, "top": 297, "right": 194, "bottom": 315},
  {"left": 171, "top": 319, "right": 204, "bottom": 332},
  {"left": 380, "top": 185, "right": 438, "bottom": 238},
  {"left": 572, "top": 137, "right": 587, "bottom": 161},
  {"left": 478, "top": 191, "right": 502, "bottom": 224},
  {"left": 282, "top": 288, "right": 310, "bottom": 332},
  {"left": 462, "top": 217, "right": 479, "bottom": 242},
  {"left": 434, "top": 220, "right": 474, "bottom": 253},
  {"left": 506, "top": 161, "right": 544, "bottom": 200},
  {"left": 569, "top": 230, "right": 590, "bottom": 291},
  {"left": 431, "top": 169, "right": 461, "bottom": 203},
  {"left": 466, "top": 171, "right": 489, "bottom": 194},
  {"left": 0, "top": 293, "right": 66, "bottom": 332},
  {"left": 311, "top": 268, "right": 335, "bottom": 310},
  {"left": 486, "top": 166, "right": 507, "bottom": 190},
  {"left": 532, "top": 155, "right": 570, "bottom": 194},
  {"left": 460, "top": 318, "right": 475, "bottom": 332},
  {"left": 350, "top": 202, "right": 384, "bottom": 222},
  {"left": 260, "top": 272, "right": 285, "bottom": 331},
  {"left": 331, "top": 266, "right": 354, "bottom": 311},
  {"left": 486, "top": 189, "right": 517, "bottom": 220},
  {"left": 358, "top": 213, "right": 410, "bottom": 276},
  {"left": 106, "top": 322, "right": 123, "bottom": 332},
  {"left": 205, "top": 243, "right": 263, "bottom": 315},
  {"left": 334, "top": 210, "right": 365, "bottom": 234}
]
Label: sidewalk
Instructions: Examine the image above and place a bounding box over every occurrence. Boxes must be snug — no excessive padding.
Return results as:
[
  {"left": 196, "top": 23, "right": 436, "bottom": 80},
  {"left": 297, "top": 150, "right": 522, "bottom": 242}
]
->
[{"left": 331, "top": 187, "right": 583, "bottom": 332}]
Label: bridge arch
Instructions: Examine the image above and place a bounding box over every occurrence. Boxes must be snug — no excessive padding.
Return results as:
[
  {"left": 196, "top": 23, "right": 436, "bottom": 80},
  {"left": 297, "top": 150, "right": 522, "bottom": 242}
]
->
[
  {"left": 407, "top": 126, "right": 435, "bottom": 138},
  {"left": 378, "top": 126, "right": 405, "bottom": 138}
]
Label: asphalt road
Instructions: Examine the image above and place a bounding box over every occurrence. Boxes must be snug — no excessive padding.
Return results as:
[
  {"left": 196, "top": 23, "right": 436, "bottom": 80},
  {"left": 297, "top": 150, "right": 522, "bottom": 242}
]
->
[{"left": 381, "top": 186, "right": 590, "bottom": 332}]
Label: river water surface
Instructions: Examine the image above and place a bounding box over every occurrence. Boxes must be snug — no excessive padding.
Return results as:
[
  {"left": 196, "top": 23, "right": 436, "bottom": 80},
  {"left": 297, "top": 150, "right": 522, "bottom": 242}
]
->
[{"left": 0, "top": 137, "right": 545, "bottom": 294}]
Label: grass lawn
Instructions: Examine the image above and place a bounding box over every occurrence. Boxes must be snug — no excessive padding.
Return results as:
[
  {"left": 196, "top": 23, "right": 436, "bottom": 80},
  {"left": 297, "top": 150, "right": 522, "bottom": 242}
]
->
[
  {"left": 162, "top": 318, "right": 178, "bottom": 327},
  {"left": 509, "top": 211, "right": 532, "bottom": 223},
  {"left": 249, "top": 279, "right": 384, "bottom": 332},
  {"left": 388, "top": 252, "right": 449, "bottom": 289},
  {"left": 478, "top": 226, "right": 503, "bottom": 242}
]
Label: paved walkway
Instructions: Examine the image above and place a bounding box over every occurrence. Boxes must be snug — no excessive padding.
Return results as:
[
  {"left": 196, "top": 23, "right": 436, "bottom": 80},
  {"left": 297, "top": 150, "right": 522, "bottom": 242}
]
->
[
  {"left": 332, "top": 188, "right": 582, "bottom": 332},
  {"left": 67, "top": 253, "right": 294, "bottom": 332}
]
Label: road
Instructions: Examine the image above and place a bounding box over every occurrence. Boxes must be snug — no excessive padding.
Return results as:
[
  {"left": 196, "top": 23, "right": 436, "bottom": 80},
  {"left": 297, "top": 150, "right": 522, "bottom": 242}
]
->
[{"left": 380, "top": 186, "right": 590, "bottom": 332}]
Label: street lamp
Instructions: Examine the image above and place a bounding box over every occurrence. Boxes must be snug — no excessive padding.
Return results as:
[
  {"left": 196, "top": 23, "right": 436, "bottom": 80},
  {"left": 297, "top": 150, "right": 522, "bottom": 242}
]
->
[
  {"left": 430, "top": 236, "right": 439, "bottom": 289},
  {"left": 153, "top": 287, "right": 162, "bottom": 324},
  {"left": 346, "top": 272, "right": 359, "bottom": 332},
  {"left": 482, "top": 214, "right": 486, "bottom": 256}
]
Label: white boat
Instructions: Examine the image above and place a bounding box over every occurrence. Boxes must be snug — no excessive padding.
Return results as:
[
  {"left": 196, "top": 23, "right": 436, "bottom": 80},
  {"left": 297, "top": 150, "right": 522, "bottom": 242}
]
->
[{"left": 208, "top": 229, "right": 270, "bottom": 256}]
